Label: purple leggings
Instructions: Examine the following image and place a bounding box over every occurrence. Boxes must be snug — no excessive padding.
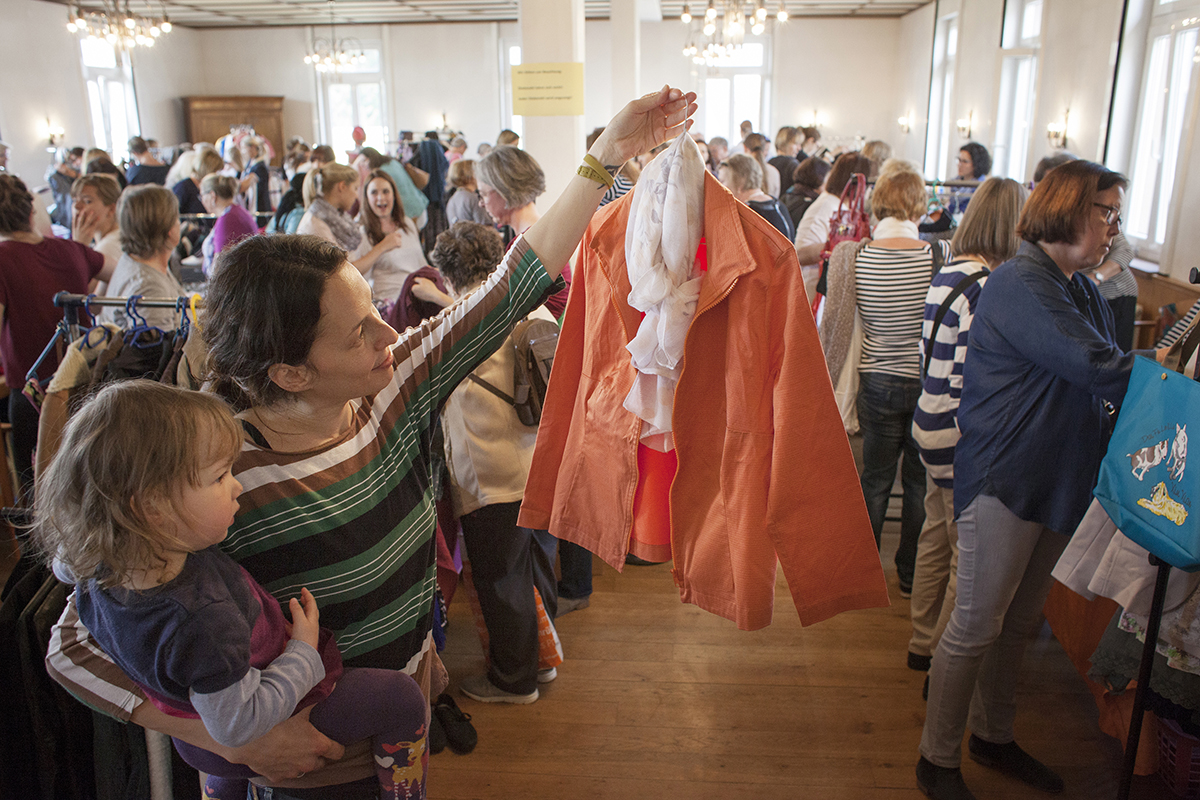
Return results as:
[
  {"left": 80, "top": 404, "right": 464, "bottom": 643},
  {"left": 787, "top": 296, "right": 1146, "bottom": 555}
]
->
[{"left": 173, "top": 667, "right": 428, "bottom": 800}]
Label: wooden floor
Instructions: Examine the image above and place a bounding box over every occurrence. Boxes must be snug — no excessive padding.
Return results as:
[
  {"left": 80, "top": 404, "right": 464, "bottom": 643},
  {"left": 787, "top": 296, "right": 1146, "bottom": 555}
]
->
[{"left": 430, "top": 530, "right": 1172, "bottom": 800}]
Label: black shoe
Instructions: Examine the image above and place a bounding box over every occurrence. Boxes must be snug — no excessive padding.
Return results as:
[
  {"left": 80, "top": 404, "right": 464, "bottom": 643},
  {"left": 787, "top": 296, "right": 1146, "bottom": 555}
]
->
[
  {"left": 908, "top": 652, "right": 932, "bottom": 672},
  {"left": 915, "top": 757, "right": 977, "bottom": 800},
  {"left": 967, "top": 736, "right": 1063, "bottom": 794},
  {"left": 624, "top": 553, "right": 663, "bottom": 566},
  {"left": 433, "top": 692, "right": 478, "bottom": 754},
  {"left": 427, "top": 710, "right": 447, "bottom": 754}
]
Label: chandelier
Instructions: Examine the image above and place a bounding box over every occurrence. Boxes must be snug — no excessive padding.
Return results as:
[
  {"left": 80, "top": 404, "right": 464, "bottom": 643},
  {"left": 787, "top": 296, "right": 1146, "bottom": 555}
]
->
[
  {"left": 65, "top": 1, "right": 172, "bottom": 50},
  {"left": 680, "top": 1, "right": 788, "bottom": 63},
  {"left": 304, "top": 1, "right": 366, "bottom": 73}
]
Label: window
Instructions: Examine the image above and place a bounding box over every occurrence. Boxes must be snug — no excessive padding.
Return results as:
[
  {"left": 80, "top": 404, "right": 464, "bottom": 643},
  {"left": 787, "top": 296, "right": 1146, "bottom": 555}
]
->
[
  {"left": 506, "top": 45, "right": 523, "bottom": 142},
  {"left": 990, "top": 0, "right": 1044, "bottom": 182},
  {"left": 924, "top": 14, "right": 958, "bottom": 180},
  {"left": 1125, "top": 18, "right": 1199, "bottom": 258},
  {"left": 699, "top": 42, "right": 767, "bottom": 144},
  {"left": 318, "top": 47, "right": 388, "bottom": 157},
  {"left": 79, "top": 37, "right": 139, "bottom": 161}
]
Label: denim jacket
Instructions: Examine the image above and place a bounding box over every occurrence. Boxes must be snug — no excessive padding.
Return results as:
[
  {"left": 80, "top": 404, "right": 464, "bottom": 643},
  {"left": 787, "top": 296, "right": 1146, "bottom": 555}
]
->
[{"left": 954, "top": 241, "right": 1138, "bottom": 535}]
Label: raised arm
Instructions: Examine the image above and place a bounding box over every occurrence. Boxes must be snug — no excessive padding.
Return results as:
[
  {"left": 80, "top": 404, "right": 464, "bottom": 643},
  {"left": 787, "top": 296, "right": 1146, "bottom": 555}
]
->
[{"left": 523, "top": 86, "right": 697, "bottom": 279}]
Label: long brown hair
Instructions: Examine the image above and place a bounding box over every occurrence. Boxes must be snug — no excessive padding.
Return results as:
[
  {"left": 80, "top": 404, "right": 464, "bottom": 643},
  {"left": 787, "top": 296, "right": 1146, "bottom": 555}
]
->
[
  {"left": 360, "top": 169, "right": 414, "bottom": 246},
  {"left": 742, "top": 133, "right": 771, "bottom": 193}
]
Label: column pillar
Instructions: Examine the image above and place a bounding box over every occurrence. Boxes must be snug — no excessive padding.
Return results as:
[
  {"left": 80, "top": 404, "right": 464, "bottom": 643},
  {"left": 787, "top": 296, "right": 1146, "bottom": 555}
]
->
[
  {"left": 610, "top": 0, "right": 641, "bottom": 114},
  {"left": 518, "top": 0, "right": 586, "bottom": 213}
]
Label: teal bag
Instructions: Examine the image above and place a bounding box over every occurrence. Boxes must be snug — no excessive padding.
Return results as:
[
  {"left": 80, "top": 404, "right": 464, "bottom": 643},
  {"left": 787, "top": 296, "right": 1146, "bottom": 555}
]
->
[{"left": 1094, "top": 334, "right": 1200, "bottom": 570}]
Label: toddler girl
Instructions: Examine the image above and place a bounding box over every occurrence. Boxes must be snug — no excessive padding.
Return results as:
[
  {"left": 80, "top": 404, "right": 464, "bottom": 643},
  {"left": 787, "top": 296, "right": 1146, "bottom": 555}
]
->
[{"left": 33, "top": 380, "right": 428, "bottom": 800}]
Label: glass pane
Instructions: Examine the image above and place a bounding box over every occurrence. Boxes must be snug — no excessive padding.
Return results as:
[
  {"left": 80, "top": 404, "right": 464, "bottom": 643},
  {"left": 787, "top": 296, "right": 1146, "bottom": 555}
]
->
[
  {"left": 335, "top": 49, "right": 381, "bottom": 74},
  {"left": 87, "top": 79, "right": 107, "bottom": 151},
  {"left": 1128, "top": 34, "right": 1170, "bottom": 240},
  {"left": 1156, "top": 28, "right": 1197, "bottom": 244},
  {"left": 328, "top": 83, "right": 355, "bottom": 161},
  {"left": 705, "top": 78, "right": 731, "bottom": 143},
  {"left": 1021, "top": 0, "right": 1043, "bottom": 44},
  {"left": 509, "top": 45, "right": 522, "bottom": 66},
  {"left": 707, "top": 42, "right": 764, "bottom": 68},
  {"left": 732, "top": 74, "right": 761, "bottom": 138},
  {"left": 80, "top": 37, "right": 116, "bottom": 69},
  {"left": 356, "top": 83, "right": 387, "bottom": 152},
  {"left": 1007, "top": 56, "right": 1036, "bottom": 181},
  {"left": 108, "top": 82, "right": 130, "bottom": 162}
]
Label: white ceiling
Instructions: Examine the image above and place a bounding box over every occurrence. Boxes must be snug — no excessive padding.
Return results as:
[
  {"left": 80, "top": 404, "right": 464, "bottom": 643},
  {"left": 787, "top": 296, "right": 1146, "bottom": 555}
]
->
[{"left": 49, "top": 0, "right": 929, "bottom": 29}]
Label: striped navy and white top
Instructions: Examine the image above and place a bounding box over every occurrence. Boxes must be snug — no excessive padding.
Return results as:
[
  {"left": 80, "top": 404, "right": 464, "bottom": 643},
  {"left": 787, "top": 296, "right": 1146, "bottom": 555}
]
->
[
  {"left": 855, "top": 242, "right": 945, "bottom": 378},
  {"left": 1159, "top": 297, "right": 1200, "bottom": 348},
  {"left": 911, "top": 258, "right": 990, "bottom": 489}
]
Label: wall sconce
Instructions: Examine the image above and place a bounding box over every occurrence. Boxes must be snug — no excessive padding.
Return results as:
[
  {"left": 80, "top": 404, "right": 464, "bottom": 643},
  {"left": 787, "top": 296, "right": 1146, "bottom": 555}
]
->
[
  {"left": 1046, "top": 109, "right": 1069, "bottom": 149},
  {"left": 956, "top": 112, "right": 974, "bottom": 140},
  {"left": 898, "top": 115, "right": 912, "bottom": 134},
  {"left": 800, "top": 109, "right": 827, "bottom": 128},
  {"left": 41, "top": 118, "right": 65, "bottom": 153}
]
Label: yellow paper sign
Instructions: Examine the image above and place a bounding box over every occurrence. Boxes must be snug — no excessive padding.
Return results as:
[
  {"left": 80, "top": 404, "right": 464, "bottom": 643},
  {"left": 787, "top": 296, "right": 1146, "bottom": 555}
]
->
[{"left": 512, "top": 63, "right": 585, "bottom": 117}]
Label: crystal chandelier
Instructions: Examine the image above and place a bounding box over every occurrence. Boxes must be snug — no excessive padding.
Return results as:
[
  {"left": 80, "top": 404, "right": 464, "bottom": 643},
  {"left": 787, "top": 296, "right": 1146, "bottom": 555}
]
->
[
  {"left": 680, "top": 0, "right": 788, "bottom": 63},
  {"left": 65, "top": 1, "right": 172, "bottom": 50},
  {"left": 303, "top": 1, "right": 366, "bottom": 73}
]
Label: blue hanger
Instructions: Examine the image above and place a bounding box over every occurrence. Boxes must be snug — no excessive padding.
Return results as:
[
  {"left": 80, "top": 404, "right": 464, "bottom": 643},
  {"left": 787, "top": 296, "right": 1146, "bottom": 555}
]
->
[{"left": 124, "top": 294, "right": 168, "bottom": 349}]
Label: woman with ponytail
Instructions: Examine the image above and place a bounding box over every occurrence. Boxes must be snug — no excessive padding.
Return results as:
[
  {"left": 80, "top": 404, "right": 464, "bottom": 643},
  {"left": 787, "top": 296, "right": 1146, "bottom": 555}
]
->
[{"left": 298, "top": 163, "right": 406, "bottom": 279}]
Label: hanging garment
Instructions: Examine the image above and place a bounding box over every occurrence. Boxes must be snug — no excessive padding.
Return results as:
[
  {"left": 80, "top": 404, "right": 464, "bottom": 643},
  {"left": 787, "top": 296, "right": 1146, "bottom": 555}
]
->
[{"left": 518, "top": 169, "right": 889, "bottom": 630}]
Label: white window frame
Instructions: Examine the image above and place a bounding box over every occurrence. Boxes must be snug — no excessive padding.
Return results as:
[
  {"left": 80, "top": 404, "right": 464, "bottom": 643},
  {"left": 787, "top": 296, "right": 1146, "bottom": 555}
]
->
[
  {"left": 1124, "top": 6, "right": 1200, "bottom": 263},
  {"left": 925, "top": 13, "right": 958, "bottom": 180},
  {"left": 314, "top": 42, "right": 388, "bottom": 158},
  {"left": 989, "top": 0, "right": 1045, "bottom": 183},
  {"left": 78, "top": 37, "right": 140, "bottom": 163},
  {"left": 695, "top": 39, "right": 770, "bottom": 146}
]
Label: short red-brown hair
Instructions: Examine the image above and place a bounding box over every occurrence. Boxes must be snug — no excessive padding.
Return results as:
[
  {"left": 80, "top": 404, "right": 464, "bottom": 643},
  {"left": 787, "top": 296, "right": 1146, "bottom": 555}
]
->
[{"left": 1017, "top": 160, "right": 1127, "bottom": 245}]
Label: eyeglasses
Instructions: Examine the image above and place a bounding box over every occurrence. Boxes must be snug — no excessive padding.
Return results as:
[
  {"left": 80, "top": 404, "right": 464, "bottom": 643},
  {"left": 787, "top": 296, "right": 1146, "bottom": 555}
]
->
[{"left": 1093, "top": 202, "right": 1122, "bottom": 228}]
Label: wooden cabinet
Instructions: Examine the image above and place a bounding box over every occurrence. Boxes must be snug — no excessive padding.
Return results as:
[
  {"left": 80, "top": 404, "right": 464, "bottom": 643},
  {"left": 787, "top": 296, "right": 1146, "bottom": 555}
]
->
[{"left": 182, "top": 96, "right": 284, "bottom": 166}]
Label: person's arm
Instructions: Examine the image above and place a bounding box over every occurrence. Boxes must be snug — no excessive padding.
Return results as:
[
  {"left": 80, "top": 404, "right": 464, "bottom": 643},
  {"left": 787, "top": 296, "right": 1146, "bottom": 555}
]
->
[
  {"left": 411, "top": 277, "right": 453, "bottom": 308},
  {"left": 523, "top": 86, "right": 697, "bottom": 280},
  {"left": 350, "top": 230, "right": 405, "bottom": 275},
  {"left": 189, "top": 589, "right": 324, "bottom": 748},
  {"left": 47, "top": 592, "right": 345, "bottom": 784}
]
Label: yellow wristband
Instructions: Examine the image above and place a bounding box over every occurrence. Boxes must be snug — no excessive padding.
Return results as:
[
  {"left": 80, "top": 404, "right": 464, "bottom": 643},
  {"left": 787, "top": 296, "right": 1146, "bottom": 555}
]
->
[{"left": 577, "top": 154, "right": 616, "bottom": 189}]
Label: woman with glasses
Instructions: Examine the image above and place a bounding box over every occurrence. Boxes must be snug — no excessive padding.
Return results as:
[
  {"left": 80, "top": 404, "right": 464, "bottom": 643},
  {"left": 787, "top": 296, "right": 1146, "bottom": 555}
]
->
[{"left": 916, "top": 160, "right": 1166, "bottom": 800}]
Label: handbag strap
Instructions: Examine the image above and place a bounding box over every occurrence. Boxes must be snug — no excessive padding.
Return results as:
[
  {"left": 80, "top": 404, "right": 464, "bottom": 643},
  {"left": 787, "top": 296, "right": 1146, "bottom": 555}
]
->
[
  {"left": 922, "top": 267, "right": 989, "bottom": 379},
  {"left": 1163, "top": 312, "right": 1200, "bottom": 374},
  {"left": 466, "top": 373, "right": 516, "bottom": 406}
]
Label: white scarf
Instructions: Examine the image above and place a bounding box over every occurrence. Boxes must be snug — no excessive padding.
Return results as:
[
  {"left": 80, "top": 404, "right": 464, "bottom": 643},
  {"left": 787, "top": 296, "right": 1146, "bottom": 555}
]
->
[
  {"left": 871, "top": 217, "right": 921, "bottom": 241},
  {"left": 622, "top": 133, "right": 707, "bottom": 452}
]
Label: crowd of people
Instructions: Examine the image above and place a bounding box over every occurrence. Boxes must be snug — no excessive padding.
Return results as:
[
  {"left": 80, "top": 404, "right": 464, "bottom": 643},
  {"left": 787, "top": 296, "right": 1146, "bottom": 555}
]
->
[{"left": 0, "top": 90, "right": 1182, "bottom": 800}]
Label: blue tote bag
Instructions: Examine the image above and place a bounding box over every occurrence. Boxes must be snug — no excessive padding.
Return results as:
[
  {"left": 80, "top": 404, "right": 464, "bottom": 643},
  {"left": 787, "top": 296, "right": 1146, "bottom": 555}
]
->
[{"left": 1094, "top": 339, "right": 1200, "bottom": 570}]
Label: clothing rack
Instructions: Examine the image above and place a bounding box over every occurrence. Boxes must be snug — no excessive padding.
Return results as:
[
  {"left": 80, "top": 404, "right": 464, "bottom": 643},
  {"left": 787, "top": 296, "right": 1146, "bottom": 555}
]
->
[
  {"left": 864, "top": 177, "right": 981, "bottom": 188},
  {"left": 179, "top": 212, "right": 274, "bottom": 220},
  {"left": 53, "top": 291, "right": 196, "bottom": 342}
]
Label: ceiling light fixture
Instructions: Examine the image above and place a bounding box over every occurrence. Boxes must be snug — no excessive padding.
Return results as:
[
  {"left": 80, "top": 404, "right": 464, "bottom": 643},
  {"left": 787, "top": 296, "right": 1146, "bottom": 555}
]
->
[
  {"left": 681, "top": 0, "right": 781, "bottom": 63},
  {"left": 304, "top": 0, "right": 366, "bottom": 74},
  {"left": 65, "top": 1, "right": 171, "bottom": 50}
]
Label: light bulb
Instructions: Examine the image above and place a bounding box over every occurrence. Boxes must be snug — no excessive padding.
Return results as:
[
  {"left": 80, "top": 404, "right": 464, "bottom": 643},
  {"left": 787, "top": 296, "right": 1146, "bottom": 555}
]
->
[
  {"left": 151, "top": 26, "right": 160, "bottom": 36},
  {"left": 752, "top": 22, "right": 765, "bottom": 35},
  {"left": 703, "top": 21, "right": 715, "bottom": 35},
  {"left": 124, "top": 16, "right": 135, "bottom": 28},
  {"left": 161, "top": 18, "right": 171, "bottom": 32},
  {"left": 67, "top": 21, "right": 77, "bottom": 32},
  {"left": 681, "top": 3, "right": 692, "bottom": 23},
  {"left": 705, "top": 1, "right": 716, "bottom": 22},
  {"left": 777, "top": 1, "right": 788, "bottom": 22},
  {"left": 756, "top": 5, "right": 767, "bottom": 21}
]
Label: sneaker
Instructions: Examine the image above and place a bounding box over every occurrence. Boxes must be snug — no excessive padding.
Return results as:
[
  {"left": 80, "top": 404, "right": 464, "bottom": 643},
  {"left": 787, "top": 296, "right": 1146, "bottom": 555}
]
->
[
  {"left": 432, "top": 693, "right": 477, "bottom": 755},
  {"left": 427, "top": 709, "right": 448, "bottom": 755},
  {"left": 556, "top": 595, "right": 590, "bottom": 616},
  {"left": 537, "top": 667, "right": 557, "bottom": 683},
  {"left": 915, "top": 756, "right": 977, "bottom": 800},
  {"left": 967, "top": 736, "right": 1063, "bottom": 793},
  {"left": 459, "top": 674, "right": 539, "bottom": 705}
]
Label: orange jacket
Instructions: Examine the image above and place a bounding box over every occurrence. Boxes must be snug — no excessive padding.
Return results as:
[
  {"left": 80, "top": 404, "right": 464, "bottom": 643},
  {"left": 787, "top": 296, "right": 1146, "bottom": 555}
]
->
[{"left": 519, "top": 172, "right": 889, "bottom": 629}]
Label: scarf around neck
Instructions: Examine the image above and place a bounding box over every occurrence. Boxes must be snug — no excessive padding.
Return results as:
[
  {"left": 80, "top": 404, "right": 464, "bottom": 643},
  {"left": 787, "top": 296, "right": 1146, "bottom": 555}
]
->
[
  {"left": 310, "top": 197, "right": 363, "bottom": 252},
  {"left": 872, "top": 217, "right": 921, "bottom": 241},
  {"left": 622, "top": 133, "right": 707, "bottom": 452}
]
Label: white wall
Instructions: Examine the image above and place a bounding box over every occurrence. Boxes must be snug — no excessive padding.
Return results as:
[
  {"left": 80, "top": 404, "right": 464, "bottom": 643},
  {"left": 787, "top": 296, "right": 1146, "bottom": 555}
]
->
[
  {"left": 771, "top": 17, "right": 903, "bottom": 149},
  {"left": 0, "top": 0, "right": 92, "bottom": 184},
  {"left": 128, "top": 27, "right": 205, "bottom": 146},
  {"left": 896, "top": 3, "right": 937, "bottom": 164}
]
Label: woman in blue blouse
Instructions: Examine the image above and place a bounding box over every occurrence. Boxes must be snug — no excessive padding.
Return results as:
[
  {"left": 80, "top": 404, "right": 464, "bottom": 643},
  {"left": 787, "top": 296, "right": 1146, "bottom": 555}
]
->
[{"left": 916, "top": 160, "right": 1167, "bottom": 800}]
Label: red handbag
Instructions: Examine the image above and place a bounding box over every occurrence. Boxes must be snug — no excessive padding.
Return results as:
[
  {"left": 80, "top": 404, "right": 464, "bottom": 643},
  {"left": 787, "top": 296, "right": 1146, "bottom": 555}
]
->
[{"left": 812, "top": 172, "right": 870, "bottom": 316}]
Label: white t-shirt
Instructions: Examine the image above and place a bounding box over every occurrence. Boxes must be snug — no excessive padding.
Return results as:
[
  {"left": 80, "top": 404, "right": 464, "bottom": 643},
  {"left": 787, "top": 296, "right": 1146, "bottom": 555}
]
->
[
  {"left": 351, "top": 225, "right": 427, "bottom": 304},
  {"left": 794, "top": 191, "right": 841, "bottom": 265}
]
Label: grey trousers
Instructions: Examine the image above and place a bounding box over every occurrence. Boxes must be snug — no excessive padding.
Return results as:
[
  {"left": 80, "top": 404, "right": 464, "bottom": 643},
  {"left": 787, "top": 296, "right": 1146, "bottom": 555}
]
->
[
  {"left": 919, "top": 493, "right": 1068, "bottom": 767},
  {"left": 908, "top": 479, "right": 959, "bottom": 659}
]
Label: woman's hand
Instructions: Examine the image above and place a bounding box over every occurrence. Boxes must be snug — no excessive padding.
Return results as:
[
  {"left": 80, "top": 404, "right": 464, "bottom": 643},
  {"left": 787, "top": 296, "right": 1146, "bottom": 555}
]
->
[
  {"left": 411, "top": 277, "right": 452, "bottom": 307},
  {"left": 71, "top": 205, "right": 99, "bottom": 244},
  {"left": 589, "top": 86, "right": 698, "bottom": 169},
  {"left": 380, "top": 229, "right": 406, "bottom": 253},
  {"left": 287, "top": 587, "right": 320, "bottom": 651},
  {"left": 218, "top": 706, "right": 345, "bottom": 783}
]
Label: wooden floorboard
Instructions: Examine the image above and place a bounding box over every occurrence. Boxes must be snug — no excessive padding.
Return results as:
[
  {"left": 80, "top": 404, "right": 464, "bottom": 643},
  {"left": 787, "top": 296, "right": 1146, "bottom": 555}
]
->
[{"left": 429, "top": 530, "right": 1172, "bottom": 800}]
